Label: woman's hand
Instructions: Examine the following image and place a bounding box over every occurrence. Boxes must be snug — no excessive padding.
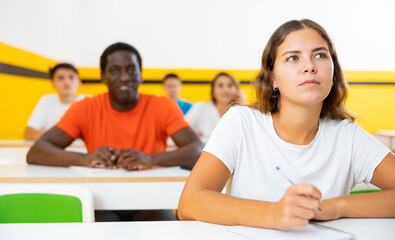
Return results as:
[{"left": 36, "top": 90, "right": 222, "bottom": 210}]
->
[
  {"left": 234, "top": 89, "right": 247, "bottom": 104},
  {"left": 268, "top": 184, "right": 322, "bottom": 230},
  {"left": 313, "top": 197, "right": 342, "bottom": 220}
]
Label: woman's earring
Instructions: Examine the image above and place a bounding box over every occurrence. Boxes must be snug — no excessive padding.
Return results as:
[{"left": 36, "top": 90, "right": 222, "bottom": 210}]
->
[{"left": 273, "top": 86, "right": 278, "bottom": 91}]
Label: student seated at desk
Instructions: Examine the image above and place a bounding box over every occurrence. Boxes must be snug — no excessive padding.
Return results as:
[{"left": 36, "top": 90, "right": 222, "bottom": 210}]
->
[
  {"left": 162, "top": 73, "right": 193, "bottom": 115},
  {"left": 27, "top": 42, "right": 203, "bottom": 221},
  {"left": 178, "top": 19, "right": 395, "bottom": 229},
  {"left": 24, "top": 63, "right": 84, "bottom": 140},
  {"left": 185, "top": 72, "right": 246, "bottom": 143}
]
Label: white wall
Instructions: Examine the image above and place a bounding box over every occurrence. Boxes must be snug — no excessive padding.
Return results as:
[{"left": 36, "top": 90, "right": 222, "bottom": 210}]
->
[{"left": 0, "top": 0, "right": 394, "bottom": 70}]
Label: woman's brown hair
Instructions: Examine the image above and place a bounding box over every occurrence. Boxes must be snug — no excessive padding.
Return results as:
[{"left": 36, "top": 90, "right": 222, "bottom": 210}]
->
[{"left": 251, "top": 19, "right": 355, "bottom": 121}]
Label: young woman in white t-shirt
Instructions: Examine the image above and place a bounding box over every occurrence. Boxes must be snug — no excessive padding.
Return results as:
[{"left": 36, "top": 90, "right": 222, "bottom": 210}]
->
[
  {"left": 178, "top": 19, "right": 395, "bottom": 230},
  {"left": 185, "top": 72, "right": 246, "bottom": 143}
]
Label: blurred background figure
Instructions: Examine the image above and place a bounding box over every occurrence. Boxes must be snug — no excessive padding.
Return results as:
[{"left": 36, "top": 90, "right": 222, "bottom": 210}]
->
[
  {"left": 24, "top": 63, "right": 84, "bottom": 140},
  {"left": 162, "top": 74, "right": 192, "bottom": 115},
  {"left": 186, "top": 72, "right": 246, "bottom": 143}
]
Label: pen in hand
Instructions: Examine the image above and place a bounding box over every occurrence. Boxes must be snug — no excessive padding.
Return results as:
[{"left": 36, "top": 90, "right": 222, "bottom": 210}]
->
[
  {"left": 275, "top": 166, "right": 322, "bottom": 211},
  {"left": 275, "top": 166, "right": 295, "bottom": 185}
]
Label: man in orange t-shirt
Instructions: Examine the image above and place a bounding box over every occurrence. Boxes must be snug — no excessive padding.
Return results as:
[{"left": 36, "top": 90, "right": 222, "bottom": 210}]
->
[{"left": 27, "top": 42, "right": 203, "bottom": 171}]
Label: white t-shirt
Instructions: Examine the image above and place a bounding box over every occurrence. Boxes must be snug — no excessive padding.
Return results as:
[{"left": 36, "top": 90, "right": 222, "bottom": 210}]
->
[
  {"left": 27, "top": 94, "right": 85, "bottom": 130},
  {"left": 203, "top": 106, "right": 390, "bottom": 202},
  {"left": 185, "top": 101, "right": 221, "bottom": 143}
]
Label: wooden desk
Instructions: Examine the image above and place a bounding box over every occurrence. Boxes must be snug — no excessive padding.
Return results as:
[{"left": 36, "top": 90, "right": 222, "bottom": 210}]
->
[
  {"left": 374, "top": 130, "right": 395, "bottom": 152},
  {"left": 0, "top": 219, "right": 394, "bottom": 240}
]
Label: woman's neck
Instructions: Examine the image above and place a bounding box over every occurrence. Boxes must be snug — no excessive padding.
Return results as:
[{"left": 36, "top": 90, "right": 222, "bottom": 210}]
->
[
  {"left": 215, "top": 101, "right": 230, "bottom": 117},
  {"left": 272, "top": 102, "right": 322, "bottom": 145}
]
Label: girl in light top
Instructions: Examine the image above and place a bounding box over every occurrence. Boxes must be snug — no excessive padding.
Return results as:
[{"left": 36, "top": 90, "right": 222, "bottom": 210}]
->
[
  {"left": 185, "top": 72, "right": 246, "bottom": 143},
  {"left": 178, "top": 19, "right": 395, "bottom": 230}
]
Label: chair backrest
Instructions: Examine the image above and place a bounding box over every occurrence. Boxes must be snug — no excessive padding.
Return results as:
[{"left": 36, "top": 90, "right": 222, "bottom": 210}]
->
[
  {"left": 0, "top": 184, "right": 94, "bottom": 223},
  {"left": 350, "top": 189, "right": 382, "bottom": 194}
]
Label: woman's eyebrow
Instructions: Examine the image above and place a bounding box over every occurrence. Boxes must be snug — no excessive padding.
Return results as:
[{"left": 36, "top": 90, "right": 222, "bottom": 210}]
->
[
  {"left": 312, "top": 46, "right": 329, "bottom": 52},
  {"left": 280, "top": 47, "right": 329, "bottom": 57},
  {"left": 281, "top": 50, "right": 301, "bottom": 57}
]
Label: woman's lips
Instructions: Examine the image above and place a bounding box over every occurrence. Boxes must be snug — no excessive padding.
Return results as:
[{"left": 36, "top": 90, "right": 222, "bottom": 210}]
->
[{"left": 300, "top": 79, "right": 320, "bottom": 86}]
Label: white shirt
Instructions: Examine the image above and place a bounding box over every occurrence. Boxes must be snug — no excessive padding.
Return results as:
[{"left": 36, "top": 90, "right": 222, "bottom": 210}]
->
[
  {"left": 27, "top": 94, "right": 85, "bottom": 130},
  {"left": 203, "top": 106, "right": 390, "bottom": 201},
  {"left": 185, "top": 101, "right": 221, "bottom": 143}
]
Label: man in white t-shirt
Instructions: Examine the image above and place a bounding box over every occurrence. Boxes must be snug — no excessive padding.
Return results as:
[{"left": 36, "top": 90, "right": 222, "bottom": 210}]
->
[{"left": 24, "top": 63, "right": 84, "bottom": 140}]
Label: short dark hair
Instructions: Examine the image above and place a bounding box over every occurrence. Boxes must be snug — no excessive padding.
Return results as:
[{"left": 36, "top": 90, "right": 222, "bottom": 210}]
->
[
  {"left": 100, "top": 42, "right": 142, "bottom": 73},
  {"left": 163, "top": 73, "right": 180, "bottom": 83},
  {"left": 49, "top": 63, "right": 78, "bottom": 80}
]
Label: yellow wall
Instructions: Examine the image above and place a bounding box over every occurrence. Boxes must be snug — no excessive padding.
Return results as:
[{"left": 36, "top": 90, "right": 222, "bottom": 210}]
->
[
  {"left": 0, "top": 42, "right": 58, "bottom": 72},
  {"left": 0, "top": 72, "right": 254, "bottom": 139},
  {"left": 347, "top": 85, "right": 395, "bottom": 133},
  {"left": 1, "top": 42, "right": 394, "bottom": 139}
]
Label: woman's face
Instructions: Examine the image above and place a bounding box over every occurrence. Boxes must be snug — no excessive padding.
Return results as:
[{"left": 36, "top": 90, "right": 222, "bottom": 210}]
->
[
  {"left": 213, "top": 75, "right": 238, "bottom": 104},
  {"left": 271, "top": 28, "right": 334, "bottom": 108}
]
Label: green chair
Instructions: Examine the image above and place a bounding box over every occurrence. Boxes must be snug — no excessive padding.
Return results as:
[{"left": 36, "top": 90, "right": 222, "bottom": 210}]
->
[
  {"left": 0, "top": 185, "right": 94, "bottom": 223},
  {"left": 350, "top": 183, "right": 382, "bottom": 195},
  {"left": 350, "top": 189, "right": 382, "bottom": 194}
]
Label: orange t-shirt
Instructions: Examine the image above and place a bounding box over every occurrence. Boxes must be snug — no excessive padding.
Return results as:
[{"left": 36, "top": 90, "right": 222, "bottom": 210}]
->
[{"left": 56, "top": 93, "right": 189, "bottom": 154}]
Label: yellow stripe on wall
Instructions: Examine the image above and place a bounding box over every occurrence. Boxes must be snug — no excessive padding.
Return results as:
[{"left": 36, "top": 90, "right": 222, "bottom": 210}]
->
[
  {"left": 78, "top": 67, "right": 395, "bottom": 83},
  {"left": 78, "top": 68, "right": 259, "bottom": 81},
  {"left": 2, "top": 41, "right": 395, "bottom": 83},
  {"left": 78, "top": 68, "right": 101, "bottom": 80},
  {"left": 0, "top": 42, "right": 58, "bottom": 73},
  {"left": 345, "top": 71, "right": 395, "bottom": 82},
  {"left": 347, "top": 85, "right": 395, "bottom": 133},
  {"left": 1, "top": 42, "right": 394, "bottom": 139}
]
